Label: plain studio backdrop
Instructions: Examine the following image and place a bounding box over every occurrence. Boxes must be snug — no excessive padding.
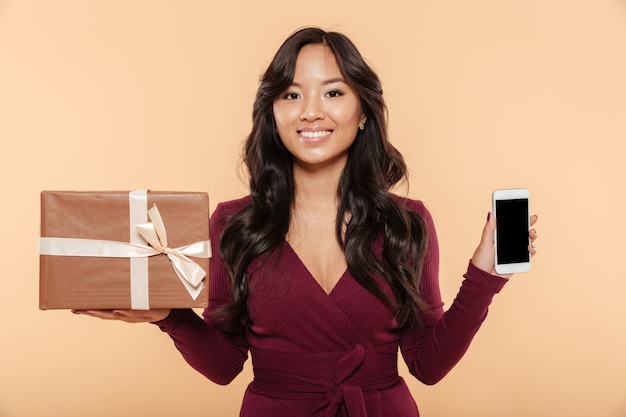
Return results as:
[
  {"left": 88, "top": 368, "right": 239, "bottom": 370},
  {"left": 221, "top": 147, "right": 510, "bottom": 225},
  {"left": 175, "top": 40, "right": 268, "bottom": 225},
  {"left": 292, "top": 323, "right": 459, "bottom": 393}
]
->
[{"left": 1, "top": 1, "right": 625, "bottom": 416}]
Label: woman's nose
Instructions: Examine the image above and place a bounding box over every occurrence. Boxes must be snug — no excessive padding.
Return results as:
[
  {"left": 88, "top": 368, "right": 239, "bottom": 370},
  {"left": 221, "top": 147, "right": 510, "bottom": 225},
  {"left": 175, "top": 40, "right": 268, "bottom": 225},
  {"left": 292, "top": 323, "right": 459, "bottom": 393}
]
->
[{"left": 300, "top": 96, "right": 324, "bottom": 121}]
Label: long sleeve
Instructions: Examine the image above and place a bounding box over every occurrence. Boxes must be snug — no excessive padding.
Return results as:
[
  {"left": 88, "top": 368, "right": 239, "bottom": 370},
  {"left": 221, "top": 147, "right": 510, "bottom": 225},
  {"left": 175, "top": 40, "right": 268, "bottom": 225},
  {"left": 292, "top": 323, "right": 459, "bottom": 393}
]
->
[
  {"left": 153, "top": 198, "right": 250, "bottom": 385},
  {"left": 400, "top": 201, "right": 508, "bottom": 385}
]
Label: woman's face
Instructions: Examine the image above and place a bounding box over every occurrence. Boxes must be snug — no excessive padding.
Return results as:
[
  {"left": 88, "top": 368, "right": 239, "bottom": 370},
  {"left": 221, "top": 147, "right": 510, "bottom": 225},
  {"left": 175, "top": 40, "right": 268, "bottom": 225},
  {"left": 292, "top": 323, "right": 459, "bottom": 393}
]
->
[{"left": 273, "top": 44, "right": 366, "bottom": 173}]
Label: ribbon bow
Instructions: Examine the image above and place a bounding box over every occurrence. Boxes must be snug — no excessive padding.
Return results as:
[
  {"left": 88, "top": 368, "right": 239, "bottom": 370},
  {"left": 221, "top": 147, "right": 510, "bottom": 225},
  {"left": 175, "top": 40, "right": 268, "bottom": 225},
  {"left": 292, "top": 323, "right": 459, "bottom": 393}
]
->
[{"left": 135, "top": 205, "right": 209, "bottom": 290}]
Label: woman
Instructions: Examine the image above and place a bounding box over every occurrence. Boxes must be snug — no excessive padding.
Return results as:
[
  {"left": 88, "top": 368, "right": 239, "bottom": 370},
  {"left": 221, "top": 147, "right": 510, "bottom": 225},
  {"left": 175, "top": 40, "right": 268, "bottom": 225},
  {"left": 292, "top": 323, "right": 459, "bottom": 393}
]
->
[{"left": 79, "top": 27, "right": 539, "bottom": 416}]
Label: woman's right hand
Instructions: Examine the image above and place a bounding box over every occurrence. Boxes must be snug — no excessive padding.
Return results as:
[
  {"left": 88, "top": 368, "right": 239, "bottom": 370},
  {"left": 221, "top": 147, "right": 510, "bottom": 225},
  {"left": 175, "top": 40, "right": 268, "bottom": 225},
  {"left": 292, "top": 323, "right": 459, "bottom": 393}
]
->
[
  {"left": 471, "top": 212, "right": 538, "bottom": 278},
  {"left": 72, "top": 309, "right": 171, "bottom": 323}
]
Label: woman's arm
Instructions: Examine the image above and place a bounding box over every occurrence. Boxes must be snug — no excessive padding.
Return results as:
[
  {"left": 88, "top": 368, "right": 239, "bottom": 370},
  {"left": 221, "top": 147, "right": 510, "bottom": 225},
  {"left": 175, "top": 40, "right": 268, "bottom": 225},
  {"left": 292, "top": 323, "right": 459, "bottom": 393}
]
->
[
  {"left": 152, "top": 200, "right": 250, "bottom": 384},
  {"left": 400, "top": 202, "right": 537, "bottom": 385},
  {"left": 75, "top": 200, "right": 250, "bottom": 385}
]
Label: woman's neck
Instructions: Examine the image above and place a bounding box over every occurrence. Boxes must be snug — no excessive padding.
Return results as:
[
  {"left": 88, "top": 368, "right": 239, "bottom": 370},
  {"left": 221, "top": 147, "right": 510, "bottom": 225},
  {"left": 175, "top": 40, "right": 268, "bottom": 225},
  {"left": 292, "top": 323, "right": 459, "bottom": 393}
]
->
[{"left": 291, "top": 162, "right": 343, "bottom": 220}]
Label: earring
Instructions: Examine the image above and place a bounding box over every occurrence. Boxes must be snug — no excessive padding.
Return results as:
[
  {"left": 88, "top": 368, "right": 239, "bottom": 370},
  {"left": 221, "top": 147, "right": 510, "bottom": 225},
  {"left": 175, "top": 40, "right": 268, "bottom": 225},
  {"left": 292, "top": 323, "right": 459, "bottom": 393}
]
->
[{"left": 359, "top": 124, "right": 365, "bottom": 131}]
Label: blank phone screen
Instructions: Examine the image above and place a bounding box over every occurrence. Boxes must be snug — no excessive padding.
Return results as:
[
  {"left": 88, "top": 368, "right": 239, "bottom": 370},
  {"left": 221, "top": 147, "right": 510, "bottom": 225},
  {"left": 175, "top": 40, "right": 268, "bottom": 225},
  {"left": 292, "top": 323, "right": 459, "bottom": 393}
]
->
[{"left": 495, "top": 198, "right": 529, "bottom": 264}]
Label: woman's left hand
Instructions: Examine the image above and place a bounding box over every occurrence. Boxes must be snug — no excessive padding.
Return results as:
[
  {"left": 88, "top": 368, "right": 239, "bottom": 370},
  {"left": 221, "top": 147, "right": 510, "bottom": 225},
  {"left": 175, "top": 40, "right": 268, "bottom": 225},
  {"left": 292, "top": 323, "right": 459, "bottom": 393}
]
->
[{"left": 471, "top": 213, "right": 539, "bottom": 279}]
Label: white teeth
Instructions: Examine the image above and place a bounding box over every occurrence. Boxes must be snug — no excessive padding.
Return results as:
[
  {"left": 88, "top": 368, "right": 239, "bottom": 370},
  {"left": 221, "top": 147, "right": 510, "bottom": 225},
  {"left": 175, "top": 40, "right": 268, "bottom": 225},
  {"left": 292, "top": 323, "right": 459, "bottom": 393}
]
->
[{"left": 300, "top": 130, "right": 331, "bottom": 138}]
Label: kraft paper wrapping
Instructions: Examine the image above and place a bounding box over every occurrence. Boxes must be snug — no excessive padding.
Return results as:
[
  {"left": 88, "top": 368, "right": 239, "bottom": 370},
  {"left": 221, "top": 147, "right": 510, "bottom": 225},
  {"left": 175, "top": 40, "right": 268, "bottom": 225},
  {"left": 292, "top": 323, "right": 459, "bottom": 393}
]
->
[{"left": 39, "top": 190, "right": 210, "bottom": 310}]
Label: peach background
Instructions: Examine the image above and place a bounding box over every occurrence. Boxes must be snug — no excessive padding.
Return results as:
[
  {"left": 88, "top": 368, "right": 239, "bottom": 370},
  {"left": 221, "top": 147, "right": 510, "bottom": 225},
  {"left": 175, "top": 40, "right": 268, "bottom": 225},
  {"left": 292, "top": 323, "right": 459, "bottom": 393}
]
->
[{"left": 1, "top": 1, "right": 625, "bottom": 416}]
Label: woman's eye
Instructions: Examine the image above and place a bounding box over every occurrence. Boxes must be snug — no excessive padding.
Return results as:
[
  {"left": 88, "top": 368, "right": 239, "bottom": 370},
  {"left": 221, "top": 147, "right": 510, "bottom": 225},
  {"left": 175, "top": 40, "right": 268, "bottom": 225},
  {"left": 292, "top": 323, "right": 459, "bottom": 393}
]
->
[
  {"left": 284, "top": 92, "right": 301, "bottom": 100},
  {"left": 326, "top": 90, "right": 344, "bottom": 98}
]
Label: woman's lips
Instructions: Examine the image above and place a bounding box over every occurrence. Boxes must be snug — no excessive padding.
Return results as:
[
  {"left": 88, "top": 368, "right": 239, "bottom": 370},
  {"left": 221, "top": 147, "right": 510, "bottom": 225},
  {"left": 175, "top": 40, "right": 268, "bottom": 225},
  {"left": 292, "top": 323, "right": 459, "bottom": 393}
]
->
[{"left": 298, "top": 130, "right": 332, "bottom": 143}]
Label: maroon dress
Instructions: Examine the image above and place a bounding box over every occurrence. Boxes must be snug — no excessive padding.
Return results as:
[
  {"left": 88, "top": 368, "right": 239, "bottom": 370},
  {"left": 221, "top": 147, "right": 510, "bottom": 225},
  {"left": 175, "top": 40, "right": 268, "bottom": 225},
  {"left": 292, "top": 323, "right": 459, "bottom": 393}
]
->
[{"left": 155, "top": 196, "right": 508, "bottom": 416}]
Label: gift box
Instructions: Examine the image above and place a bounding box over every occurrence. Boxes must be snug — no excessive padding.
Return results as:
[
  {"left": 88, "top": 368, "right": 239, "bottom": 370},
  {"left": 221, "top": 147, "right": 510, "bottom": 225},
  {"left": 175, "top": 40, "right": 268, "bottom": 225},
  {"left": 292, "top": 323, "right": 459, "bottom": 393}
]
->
[{"left": 39, "top": 190, "right": 210, "bottom": 310}]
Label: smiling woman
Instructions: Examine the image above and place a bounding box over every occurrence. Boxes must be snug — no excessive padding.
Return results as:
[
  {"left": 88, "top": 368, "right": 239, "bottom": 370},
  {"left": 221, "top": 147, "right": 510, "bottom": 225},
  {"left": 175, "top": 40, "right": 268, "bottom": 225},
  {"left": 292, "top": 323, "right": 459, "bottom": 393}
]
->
[
  {"left": 75, "top": 26, "right": 538, "bottom": 417},
  {"left": 273, "top": 44, "right": 366, "bottom": 172}
]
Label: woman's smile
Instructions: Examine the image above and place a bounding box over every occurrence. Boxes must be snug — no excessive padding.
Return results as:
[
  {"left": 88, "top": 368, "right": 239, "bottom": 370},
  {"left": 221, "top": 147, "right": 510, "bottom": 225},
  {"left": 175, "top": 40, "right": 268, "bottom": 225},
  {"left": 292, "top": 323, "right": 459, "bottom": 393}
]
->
[{"left": 298, "top": 129, "right": 333, "bottom": 143}]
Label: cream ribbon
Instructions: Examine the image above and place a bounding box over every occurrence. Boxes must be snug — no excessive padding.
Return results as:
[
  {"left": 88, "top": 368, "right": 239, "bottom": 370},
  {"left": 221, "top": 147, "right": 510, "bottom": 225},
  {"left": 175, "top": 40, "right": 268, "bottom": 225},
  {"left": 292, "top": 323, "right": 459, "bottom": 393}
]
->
[{"left": 39, "top": 190, "right": 210, "bottom": 309}]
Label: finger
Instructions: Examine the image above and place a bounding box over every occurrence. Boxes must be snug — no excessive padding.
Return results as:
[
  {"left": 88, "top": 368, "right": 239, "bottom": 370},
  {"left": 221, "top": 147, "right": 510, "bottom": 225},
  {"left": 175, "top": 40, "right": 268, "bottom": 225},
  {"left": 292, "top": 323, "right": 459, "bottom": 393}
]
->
[
  {"left": 471, "top": 212, "right": 498, "bottom": 275},
  {"left": 111, "top": 309, "right": 157, "bottom": 323},
  {"left": 528, "top": 242, "right": 538, "bottom": 257},
  {"left": 481, "top": 212, "right": 496, "bottom": 247},
  {"left": 530, "top": 214, "right": 538, "bottom": 227},
  {"left": 529, "top": 228, "right": 538, "bottom": 242},
  {"left": 72, "top": 309, "right": 141, "bottom": 323},
  {"left": 72, "top": 309, "right": 120, "bottom": 321}
]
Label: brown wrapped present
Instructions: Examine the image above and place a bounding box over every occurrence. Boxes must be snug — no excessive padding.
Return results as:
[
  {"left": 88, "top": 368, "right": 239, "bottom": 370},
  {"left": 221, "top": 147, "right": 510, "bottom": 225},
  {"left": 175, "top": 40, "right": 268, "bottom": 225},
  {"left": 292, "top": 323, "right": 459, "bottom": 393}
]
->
[{"left": 39, "top": 190, "right": 210, "bottom": 310}]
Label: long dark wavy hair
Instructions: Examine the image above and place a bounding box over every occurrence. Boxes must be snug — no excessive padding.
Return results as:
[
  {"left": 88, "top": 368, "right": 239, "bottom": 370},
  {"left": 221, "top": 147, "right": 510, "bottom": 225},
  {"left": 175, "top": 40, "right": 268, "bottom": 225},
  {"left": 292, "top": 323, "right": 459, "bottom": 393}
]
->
[{"left": 217, "top": 27, "right": 430, "bottom": 332}]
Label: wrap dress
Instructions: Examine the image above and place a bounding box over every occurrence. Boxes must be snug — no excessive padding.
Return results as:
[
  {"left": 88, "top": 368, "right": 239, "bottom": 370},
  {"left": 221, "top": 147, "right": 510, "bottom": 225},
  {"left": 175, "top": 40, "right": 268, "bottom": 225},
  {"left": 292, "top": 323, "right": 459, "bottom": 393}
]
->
[{"left": 156, "top": 196, "right": 508, "bottom": 416}]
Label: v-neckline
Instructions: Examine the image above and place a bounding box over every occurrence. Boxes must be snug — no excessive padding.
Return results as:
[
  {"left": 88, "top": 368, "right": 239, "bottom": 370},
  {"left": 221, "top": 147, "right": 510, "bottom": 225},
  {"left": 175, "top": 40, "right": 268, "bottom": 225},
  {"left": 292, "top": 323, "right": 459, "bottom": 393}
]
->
[{"left": 283, "top": 239, "right": 348, "bottom": 297}]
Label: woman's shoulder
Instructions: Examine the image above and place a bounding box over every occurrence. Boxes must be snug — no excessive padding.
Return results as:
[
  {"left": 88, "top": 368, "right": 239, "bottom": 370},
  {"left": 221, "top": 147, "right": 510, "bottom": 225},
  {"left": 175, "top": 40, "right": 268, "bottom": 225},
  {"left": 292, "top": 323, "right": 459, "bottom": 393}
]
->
[
  {"left": 391, "top": 194, "right": 430, "bottom": 216},
  {"left": 210, "top": 195, "right": 251, "bottom": 238},
  {"left": 391, "top": 194, "right": 438, "bottom": 239},
  {"left": 213, "top": 195, "right": 251, "bottom": 219}
]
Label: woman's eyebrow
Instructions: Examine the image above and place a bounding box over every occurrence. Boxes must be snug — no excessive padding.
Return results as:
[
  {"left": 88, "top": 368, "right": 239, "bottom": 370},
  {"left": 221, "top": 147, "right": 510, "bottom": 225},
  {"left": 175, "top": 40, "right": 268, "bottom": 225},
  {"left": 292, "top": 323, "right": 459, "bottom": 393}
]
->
[
  {"left": 322, "top": 77, "right": 346, "bottom": 86},
  {"left": 290, "top": 77, "right": 347, "bottom": 88}
]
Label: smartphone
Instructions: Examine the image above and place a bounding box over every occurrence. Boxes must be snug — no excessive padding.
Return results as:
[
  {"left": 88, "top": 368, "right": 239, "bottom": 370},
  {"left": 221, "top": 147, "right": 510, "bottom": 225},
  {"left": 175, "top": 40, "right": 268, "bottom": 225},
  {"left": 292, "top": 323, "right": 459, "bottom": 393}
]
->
[{"left": 492, "top": 188, "right": 531, "bottom": 274}]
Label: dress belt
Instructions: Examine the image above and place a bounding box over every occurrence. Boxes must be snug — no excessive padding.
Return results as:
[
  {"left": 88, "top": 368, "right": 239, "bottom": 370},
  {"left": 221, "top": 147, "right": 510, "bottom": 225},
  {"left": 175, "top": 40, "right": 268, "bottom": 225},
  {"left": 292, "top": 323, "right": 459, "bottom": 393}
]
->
[{"left": 250, "top": 344, "right": 399, "bottom": 417}]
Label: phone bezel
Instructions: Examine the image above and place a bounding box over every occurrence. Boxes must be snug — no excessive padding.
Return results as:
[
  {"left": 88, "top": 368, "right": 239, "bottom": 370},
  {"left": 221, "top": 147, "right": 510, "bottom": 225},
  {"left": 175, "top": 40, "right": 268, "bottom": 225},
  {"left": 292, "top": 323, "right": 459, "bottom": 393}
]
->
[{"left": 492, "top": 188, "right": 531, "bottom": 274}]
